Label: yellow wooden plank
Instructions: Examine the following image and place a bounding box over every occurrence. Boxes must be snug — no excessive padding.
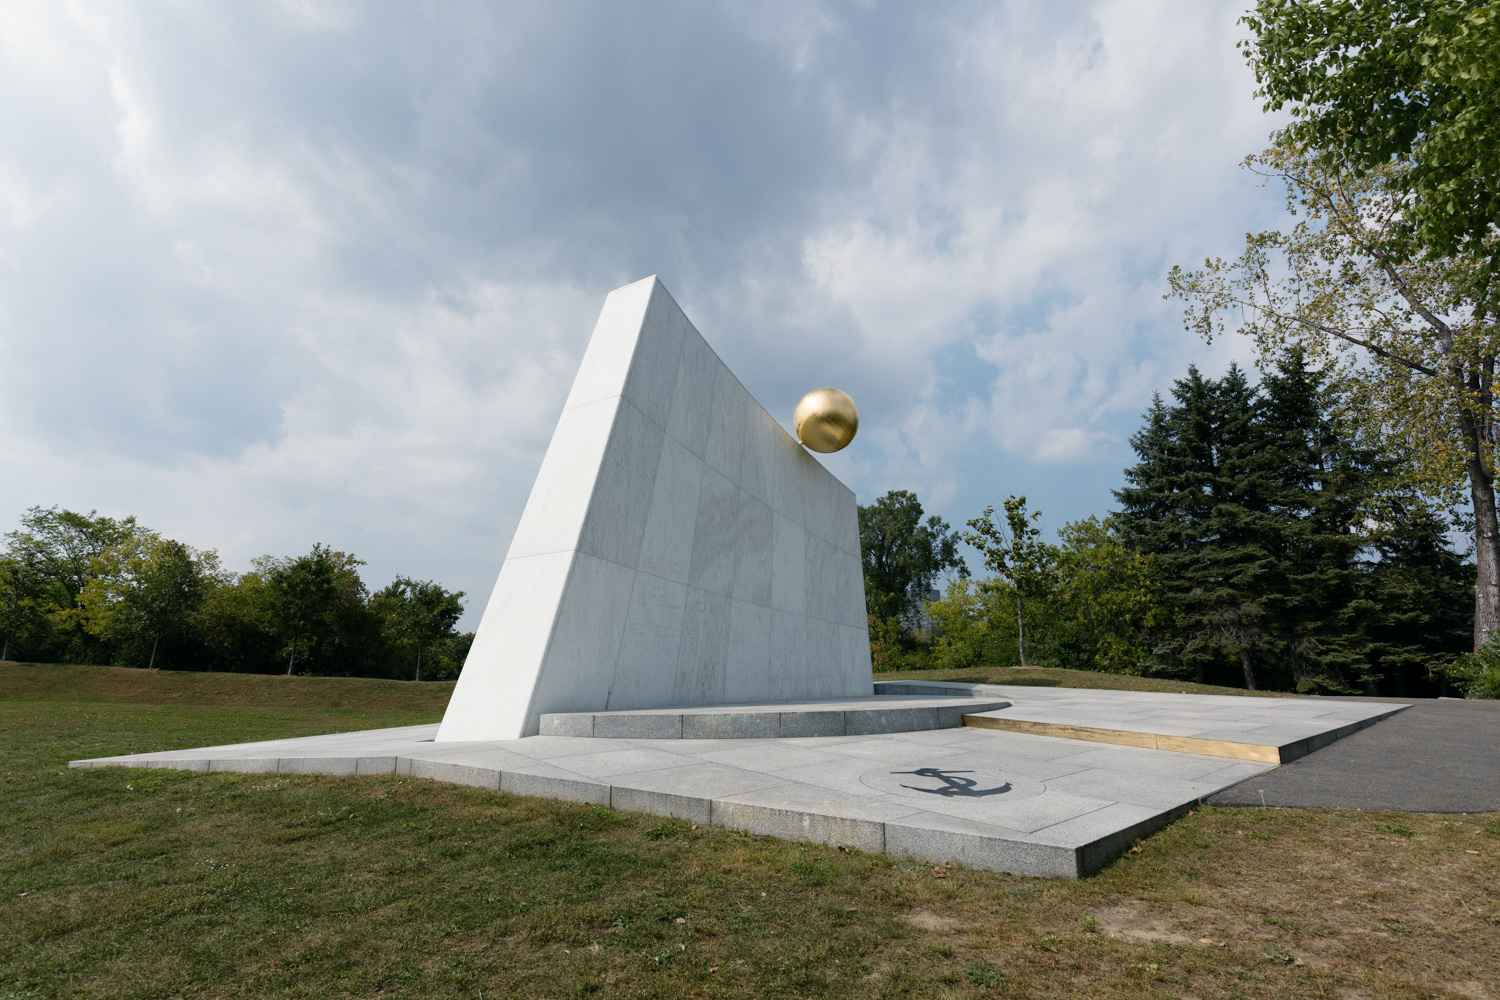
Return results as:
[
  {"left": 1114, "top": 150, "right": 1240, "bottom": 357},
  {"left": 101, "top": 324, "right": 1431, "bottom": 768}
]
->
[
  {"left": 961, "top": 716, "right": 1156, "bottom": 749},
  {"left": 962, "top": 716, "right": 1283, "bottom": 763},
  {"left": 1155, "top": 734, "right": 1281, "bottom": 763}
]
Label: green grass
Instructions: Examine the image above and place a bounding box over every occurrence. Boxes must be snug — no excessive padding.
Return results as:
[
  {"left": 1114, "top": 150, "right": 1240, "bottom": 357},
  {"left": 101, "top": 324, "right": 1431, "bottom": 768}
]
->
[{"left": 1, "top": 661, "right": 1497, "bottom": 999}]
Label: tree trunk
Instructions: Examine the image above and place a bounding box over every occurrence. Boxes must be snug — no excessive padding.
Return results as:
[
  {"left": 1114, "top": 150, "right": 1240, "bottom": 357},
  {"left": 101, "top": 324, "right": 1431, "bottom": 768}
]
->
[
  {"left": 2, "top": 635, "right": 8, "bottom": 661},
  {"left": 1469, "top": 463, "right": 1500, "bottom": 649},
  {"left": 1015, "top": 593, "right": 1028, "bottom": 667},
  {"left": 1239, "top": 647, "right": 1257, "bottom": 690},
  {"left": 1383, "top": 268, "right": 1498, "bottom": 647},
  {"left": 287, "top": 637, "right": 296, "bottom": 676},
  {"left": 148, "top": 634, "right": 159, "bottom": 671},
  {"left": 415, "top": 647, "right": 422, "bottom": 683}
]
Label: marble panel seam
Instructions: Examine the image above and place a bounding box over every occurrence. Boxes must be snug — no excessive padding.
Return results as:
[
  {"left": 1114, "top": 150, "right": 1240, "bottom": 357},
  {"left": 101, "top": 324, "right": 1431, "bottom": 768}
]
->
[{"left": 557, "top": 389, "right": 852, "bottom": 555}]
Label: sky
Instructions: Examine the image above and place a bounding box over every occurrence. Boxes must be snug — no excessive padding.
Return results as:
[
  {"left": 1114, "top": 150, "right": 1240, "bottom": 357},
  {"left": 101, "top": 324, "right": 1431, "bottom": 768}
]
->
[{"left": 0, "top": 1, "right": 1290, "bottom": 627}]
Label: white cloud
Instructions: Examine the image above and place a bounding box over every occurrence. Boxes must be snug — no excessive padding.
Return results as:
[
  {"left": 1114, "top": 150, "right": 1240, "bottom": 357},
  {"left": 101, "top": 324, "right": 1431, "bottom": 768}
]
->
[
  {"left": 0, "top": 0, "right": 1289, "bottom": 624},
  {"left": 784, "top": 2, "right": 1276, "bottom": 508}
]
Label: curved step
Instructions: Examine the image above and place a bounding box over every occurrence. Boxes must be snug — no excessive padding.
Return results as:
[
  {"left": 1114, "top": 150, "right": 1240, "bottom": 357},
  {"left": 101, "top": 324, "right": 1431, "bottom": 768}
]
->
[{"left": 538, "top": 695, "right": 1012, "bottom": 739}]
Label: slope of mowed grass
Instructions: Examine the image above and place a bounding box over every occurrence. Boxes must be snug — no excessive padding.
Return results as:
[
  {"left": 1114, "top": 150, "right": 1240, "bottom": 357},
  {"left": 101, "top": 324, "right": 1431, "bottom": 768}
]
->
[
  {"left": 0, "top": 661, "right": 456, "bottom": 712},
  {"left": 1, "top": 664, "right": 1496, "bottom": 999},
  {"left": 879, "top": 665, "right": 1300, "bottom": 697}
]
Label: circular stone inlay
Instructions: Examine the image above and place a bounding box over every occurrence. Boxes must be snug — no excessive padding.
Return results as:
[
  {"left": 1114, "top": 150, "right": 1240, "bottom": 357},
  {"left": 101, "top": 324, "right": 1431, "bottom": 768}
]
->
[{"left": 860, "top": 764, "right": 1046, "bottom": 801}]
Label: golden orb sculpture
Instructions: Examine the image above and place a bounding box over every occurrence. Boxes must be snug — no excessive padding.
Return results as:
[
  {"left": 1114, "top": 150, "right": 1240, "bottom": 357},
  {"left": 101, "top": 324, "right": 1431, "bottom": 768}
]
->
[{"left": 793, "top": 387, "right": 860, "bottom": 453}]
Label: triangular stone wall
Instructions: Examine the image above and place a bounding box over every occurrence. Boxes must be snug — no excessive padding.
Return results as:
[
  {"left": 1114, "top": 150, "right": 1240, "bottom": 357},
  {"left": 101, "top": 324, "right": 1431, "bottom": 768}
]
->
[{"left": 436, "top": 276, "right": 872, "bottom": 741}]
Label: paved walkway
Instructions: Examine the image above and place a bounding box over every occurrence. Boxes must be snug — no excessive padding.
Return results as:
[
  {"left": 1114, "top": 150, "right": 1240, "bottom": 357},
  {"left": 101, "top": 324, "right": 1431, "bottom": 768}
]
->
[
  {"left": 1206, "top": 698, "right": 1500, "bottom": 813},
  {"left": 72, "top": 722, "right": 1278, "bottom": 878},
  {"left": 877, "top": 681, "right": 1405, "bottom": 763},
  {"left": 71, "top": 687, "right": 1411, "bottom": 878}
]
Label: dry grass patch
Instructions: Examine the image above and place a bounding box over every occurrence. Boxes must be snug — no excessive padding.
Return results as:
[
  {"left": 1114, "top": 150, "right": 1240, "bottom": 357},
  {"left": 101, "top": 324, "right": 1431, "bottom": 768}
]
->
[{"left": 1, "top": 665, "right": 1495, "bottom": 998}]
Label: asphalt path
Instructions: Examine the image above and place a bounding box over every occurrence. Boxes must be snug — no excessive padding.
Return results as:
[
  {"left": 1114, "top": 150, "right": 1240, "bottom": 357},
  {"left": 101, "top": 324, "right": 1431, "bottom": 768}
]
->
[{"left": 1206, "top": 697, "right": 1500, "bottom": 813}]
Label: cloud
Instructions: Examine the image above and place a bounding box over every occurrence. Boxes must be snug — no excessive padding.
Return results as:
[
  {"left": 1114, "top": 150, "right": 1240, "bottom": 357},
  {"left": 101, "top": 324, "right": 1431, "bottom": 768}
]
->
[{"left": 0, "top": 1, "right": 1287, "bottom": 623}]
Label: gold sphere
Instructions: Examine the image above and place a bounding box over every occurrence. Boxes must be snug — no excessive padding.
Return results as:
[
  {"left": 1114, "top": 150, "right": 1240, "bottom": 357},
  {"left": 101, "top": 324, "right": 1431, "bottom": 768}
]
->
[{"left": 793, "top": 387, "right": 860, "bottom": 453}]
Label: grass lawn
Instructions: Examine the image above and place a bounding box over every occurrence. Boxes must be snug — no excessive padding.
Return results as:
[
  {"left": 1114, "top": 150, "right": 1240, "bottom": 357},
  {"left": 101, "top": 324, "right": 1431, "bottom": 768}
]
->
[{"left": 1, "top": 662, "right": 1496, "bottom": 999}]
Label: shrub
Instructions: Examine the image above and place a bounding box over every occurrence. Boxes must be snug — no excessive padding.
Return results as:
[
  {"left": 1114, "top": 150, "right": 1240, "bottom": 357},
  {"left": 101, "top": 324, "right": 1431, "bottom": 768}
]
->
[{"left": 1442, "top": 644, "right": 1500, "bottom": 699}]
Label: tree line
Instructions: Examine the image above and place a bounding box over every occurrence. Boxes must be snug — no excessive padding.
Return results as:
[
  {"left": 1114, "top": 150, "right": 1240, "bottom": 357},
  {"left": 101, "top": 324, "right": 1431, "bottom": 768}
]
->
[
  {"left": 855, "top": 1, "right": 1500, "bottom": 698},
  {"left": 861, "top": 350, "right": 1480, "bottom": 696},
  {"left": 0, "top": 508, "right": 470, "bottom": 680},
  {"left": 1175, "top": 0, "right": 1500, "bottom": 694}
]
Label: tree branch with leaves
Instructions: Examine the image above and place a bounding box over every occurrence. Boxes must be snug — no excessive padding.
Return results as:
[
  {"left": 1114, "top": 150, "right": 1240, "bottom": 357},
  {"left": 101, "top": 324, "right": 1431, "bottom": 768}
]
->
[
  {"left": 1168, "top": 139, "right": 1500, "bottom": 647},
  {"left": 963, "top": 496, "right": 1054, "bottom": 667}
]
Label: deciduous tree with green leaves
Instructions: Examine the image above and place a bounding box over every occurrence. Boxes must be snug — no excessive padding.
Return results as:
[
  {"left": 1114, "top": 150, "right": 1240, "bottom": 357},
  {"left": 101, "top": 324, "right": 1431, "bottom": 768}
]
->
[
  {"left": 858, "top": 490, "right": 967, "bottom": 631},
  {"left": 0, "top": 556, "right": 43, "bottom": 662},
  {"left": 924, "top": 578, "right": 1009, "bottom": 670},
  {"left": 1048, "top": 517, "right": 1167, "bottom": 677},
  {"left": 1242, "top": 0, "right": 1500, "bottom": 283},
  {"left": 194, "top": 569, "right": 281, "bottom": 674},
  {"left": 80, "top": 535, "right": 224, "bottom": 669},
  {"left": 372, "top": 576, "right": 465, "bottom": 681},
  {"left": 262, "top": 545, "right": 348, "bottom": 675},
  {"left": 963, "top": 496, "right": 1054, "bottom": 668},
  {"left": 1168, "top": 139, "right": 1500, "bottom": 647},
  {"left": 2, "top": 506, "right": 140, "bottom": 661}
]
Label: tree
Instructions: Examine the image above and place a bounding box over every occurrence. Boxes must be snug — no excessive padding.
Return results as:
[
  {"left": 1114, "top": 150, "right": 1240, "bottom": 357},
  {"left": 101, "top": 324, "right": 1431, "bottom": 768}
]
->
[
  {"left": 963, "top": 496, "right": 1054, "bottom": 667},
  {"left": 1327, "top": 498, "right": 1471, "bottom": 695},
  {"left": 1253, "top": 351, "right": 1378, "bottom": 691},
  {"left": 0, "top": 505, "right": 475, "bottom": 679},
  {"left": 1242, "top": 1, "right": 1500, "bottom": 281},
  {"left": 1168, "top": 139, "right": 1500, "bottom": 647},
  {"left": 1115, "top": 355, "right": 1468, "bottom": 690},
  {"left": 924, "top": 578, "right": 1010, "bottom": 670},
  {"left": 3, "top": 507, "right": 139, "bottom": 660},
  {"left": 373, "top": 576, "right": 465, "bottom": 681},
  {"left": 417, "top": 630, "right": 475, "bottom": 682},
  {"left": 80, "top": 534, "right": 221, "bottom": 669},
  {"left": 858, "top": 490, "right": 967, "bottom": 628},
  {"left": 262, "top": 545, "right": 344, "bottom": 675},
  {"left": 1048, "top": 517, "right": 1167, "bottom": 676},
  {"left": 1114, "top": 366, "right": 1284, "bottom": 688},
  {"left": 0, "top": 556, "right": 45, "bottom": 662},
  {"left": 195, "top": 570, "right": 282, "bottom": 674},
  {"left": 1199, "top": 365, "right": 1283, "bottom": 691}
]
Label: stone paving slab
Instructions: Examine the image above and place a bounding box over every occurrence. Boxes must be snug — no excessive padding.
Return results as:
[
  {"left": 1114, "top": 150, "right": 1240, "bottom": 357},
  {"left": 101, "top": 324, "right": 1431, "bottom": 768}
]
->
[
  {"left": 876, "top": 681, "right": 1407, "bottom": 762},
  {"left": 539, "top": 696, "right": 1012, "bottom": 739},
  {"left": 70, "top": 687, "right": 1412, "bottom": 877},
  {"left": 71, "top": 719, "right": 1274, "bottom": 878}
]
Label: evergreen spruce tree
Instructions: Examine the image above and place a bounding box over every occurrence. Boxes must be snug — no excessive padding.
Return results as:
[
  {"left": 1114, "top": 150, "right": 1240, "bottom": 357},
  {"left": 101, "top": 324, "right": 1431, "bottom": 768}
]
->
[
  {"left": 1254, "top": 350, "right": 1367, "bottom": 691},
  {"left": 1117, "top": 352, "right": 1471, "bottom": 692},
  {"left": 1115, "top": 393, "right": 1176, "bottom": 553},
  {"left": 1117, "top": 365, "right": 1278, "bottom": 687},
  {"left": 1116, "top": 379, "right": 1206, "bottom": 679},
  {"left": 1352, "top": 501, "right": 1471, "bottom": 696},
  {"left": 1203, "top": 363, "right": 1280, "bottom": 690}
]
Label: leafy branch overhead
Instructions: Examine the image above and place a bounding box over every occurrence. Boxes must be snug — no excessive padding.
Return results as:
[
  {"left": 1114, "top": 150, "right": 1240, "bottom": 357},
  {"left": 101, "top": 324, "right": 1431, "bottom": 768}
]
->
[{"left": 1242, "top": 0, "right": 1500, "bottom": 279}]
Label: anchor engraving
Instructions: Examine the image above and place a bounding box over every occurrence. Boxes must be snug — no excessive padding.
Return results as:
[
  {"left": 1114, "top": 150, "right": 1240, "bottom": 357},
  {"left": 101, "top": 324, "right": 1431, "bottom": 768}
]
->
[{"left": 892, "top": 767, "right": 1012, "bottom": 798}]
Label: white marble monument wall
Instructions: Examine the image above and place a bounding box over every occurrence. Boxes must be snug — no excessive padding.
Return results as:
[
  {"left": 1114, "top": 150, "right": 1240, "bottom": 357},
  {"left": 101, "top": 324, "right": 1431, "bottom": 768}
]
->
[{"left": 437, "top": 276, "right": 872, "bottom": 741}]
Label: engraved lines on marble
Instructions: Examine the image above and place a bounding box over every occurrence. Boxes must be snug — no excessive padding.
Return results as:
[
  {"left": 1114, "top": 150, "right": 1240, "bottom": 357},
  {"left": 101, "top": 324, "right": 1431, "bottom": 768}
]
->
[{"left": 437, "top": 276, "right": 873, "bottom": 741}]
